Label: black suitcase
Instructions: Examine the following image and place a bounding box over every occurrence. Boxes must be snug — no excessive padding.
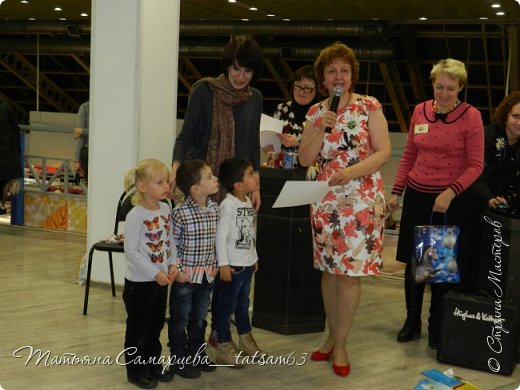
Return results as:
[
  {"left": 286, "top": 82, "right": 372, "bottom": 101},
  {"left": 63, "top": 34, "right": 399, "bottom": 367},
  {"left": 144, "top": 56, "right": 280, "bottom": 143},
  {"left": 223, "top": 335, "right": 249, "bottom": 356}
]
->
[
  {"left": 437, "top": 291, "right": 519, "bottom": 375},
  {"left": 476, "top": 209, "right": 520, "bottom": 307}
]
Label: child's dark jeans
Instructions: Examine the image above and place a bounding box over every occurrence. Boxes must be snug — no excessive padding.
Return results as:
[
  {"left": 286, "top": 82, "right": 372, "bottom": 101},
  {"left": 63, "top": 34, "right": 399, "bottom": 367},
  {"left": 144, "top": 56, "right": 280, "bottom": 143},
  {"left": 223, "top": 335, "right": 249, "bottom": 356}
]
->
[
  {"left": 168, "top": 278, "right": 214, "bottom": 358},
  {"left": 214, "top": 265, "right": 254, "bottom": 342}
]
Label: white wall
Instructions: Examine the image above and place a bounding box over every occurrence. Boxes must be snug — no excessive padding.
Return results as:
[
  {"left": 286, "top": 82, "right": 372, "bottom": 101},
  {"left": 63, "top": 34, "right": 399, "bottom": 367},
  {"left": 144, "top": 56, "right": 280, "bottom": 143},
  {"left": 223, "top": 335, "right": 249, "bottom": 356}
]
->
[
  {"left": 137, "top": 1, "right": 179, "bottom": 163},
  {"left": 88, "top": 0, "right": 179, "bottom": 285},
  {"left": 381, "top": 131, "right": 407, "bottom": 189},
  {"left": 26, "top": 111, "right": 77, "bottom": 164},
  {"left": 382, "top": 132, "right": 407, "bottom": 221}
]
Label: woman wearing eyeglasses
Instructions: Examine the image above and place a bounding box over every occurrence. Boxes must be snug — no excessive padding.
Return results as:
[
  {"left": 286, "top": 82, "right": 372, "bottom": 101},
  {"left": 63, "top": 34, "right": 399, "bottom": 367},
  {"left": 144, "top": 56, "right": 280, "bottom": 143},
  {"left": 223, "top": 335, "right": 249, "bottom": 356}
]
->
[
  {"left": 465, "top": 91, "right": 520, "bottom": 297},
  {"left": 472, "top": 91, "right": 520, "bottom": 211},
  {"left": 387, "top": 58, "right": 484, "bottom": 350},
  {"left": 273, "top": 65, "right": 318, "bottom": 153}
]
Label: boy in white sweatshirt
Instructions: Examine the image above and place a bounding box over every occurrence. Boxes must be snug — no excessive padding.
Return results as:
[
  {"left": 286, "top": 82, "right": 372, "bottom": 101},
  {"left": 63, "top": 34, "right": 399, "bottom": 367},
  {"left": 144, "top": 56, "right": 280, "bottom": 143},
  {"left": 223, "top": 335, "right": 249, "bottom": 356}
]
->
[{"left": 214, "top": 158, "right": 263, "bottom": 367}]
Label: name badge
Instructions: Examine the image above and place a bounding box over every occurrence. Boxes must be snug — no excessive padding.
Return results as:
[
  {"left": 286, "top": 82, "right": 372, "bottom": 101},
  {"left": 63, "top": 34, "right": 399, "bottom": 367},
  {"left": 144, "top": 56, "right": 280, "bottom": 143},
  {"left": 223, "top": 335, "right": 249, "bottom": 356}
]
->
[{"left": 414, "top": 124, "right": 429, "bottom": 134}]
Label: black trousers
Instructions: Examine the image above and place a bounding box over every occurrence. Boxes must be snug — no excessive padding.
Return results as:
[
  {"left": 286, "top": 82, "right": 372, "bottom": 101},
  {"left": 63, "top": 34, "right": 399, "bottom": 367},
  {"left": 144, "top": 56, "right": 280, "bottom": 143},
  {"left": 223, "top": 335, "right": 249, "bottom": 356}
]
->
[
  {"left": 396, "top": 187, "right": 481, "bottom": 339},
  {"left": 123, "top": 279, "right": 167, "bottom": 379},
  {"left": 403, "top": 261, "right": 451, "bottom": 334}
]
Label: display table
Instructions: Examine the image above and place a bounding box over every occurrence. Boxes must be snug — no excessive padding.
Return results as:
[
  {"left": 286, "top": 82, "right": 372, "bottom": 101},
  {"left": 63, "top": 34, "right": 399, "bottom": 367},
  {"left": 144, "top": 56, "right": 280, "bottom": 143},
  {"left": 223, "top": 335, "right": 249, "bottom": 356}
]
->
[
  {"left": 24, "top": 190, "right": 87, "bottom": 233},
  {"left": 252, "top": 167, "right": 325, "bottom": 334}
]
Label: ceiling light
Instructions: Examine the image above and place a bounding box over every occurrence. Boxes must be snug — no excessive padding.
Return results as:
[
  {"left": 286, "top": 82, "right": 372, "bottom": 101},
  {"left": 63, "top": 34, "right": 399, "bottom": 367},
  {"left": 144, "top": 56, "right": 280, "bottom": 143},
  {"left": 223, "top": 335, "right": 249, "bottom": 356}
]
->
[
  {"left": 282, "top": 18, "right": 291, "bottom": 21},
  {"left": 479, "top": 16, "right": 488, "bottom": 19},
  {"left": 54, "top": 7, "right": 62, "bottom": 11},
  {"left": 491, "top": 4, "right": 501, "bottom": 8},
  {"left": 28, "top": 17, "right": 36, "bottom": 21},
  {"left": 80, "top": 13, "right": 88, "bottom": 17},
  {"left": 496, "top": 11, "right": 505, "bottom": 15},
  {"left": 228, "top": 0, "right": 236, "bottom": 3},
  {"left": 59, "top": 18, "right": 66, "bottom": 20},
  {"left": 419, "top": 17, "right": 428, "bottom": 20},
  {"left": 20, "top": 0, "right": 29, "bottom": 4},
  {"left": 267, "top": 14, "right": 275, "bottom": 17},
  {"left": 241, "top": 18, "right": 249, "bottom": 21},
  {"left": 249, "top": 7, "right": 258, "bottom": 11}
]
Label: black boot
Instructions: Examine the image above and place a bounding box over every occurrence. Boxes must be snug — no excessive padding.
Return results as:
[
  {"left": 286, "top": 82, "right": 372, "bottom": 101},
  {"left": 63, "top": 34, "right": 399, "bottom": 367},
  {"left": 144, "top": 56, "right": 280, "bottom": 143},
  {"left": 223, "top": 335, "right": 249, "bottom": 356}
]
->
[
  {"left": 397, "top": 262, "right": 425, "bottom": 342},
  {"left": 397, "top": 317, "right": 422, "bottom": 342}
]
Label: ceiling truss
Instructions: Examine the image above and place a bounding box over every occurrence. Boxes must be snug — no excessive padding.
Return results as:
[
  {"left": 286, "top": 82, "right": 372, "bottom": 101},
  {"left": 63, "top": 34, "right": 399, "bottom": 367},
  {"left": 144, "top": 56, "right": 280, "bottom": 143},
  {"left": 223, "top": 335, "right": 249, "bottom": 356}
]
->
[{"left": 0, "top": 19, "right": 518, "bottom": 132}]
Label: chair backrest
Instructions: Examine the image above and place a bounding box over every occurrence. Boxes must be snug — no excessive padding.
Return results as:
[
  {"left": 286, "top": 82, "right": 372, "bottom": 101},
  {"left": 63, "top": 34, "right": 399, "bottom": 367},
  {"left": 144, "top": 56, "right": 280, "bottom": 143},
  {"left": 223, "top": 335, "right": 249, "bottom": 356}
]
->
[
  {"left": 113, "top": 190, "right": 135, "bottom": 235},
  {"left": 112, "top": 190, "right": 173, "bottom": 235}
]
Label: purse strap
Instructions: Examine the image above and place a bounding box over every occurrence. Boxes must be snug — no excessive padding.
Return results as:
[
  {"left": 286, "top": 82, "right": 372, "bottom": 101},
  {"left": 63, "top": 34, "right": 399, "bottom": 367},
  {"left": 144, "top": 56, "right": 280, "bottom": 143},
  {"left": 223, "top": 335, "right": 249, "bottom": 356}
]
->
[{"left": 429, "top": 212, "right": 448, "bottom": 226}]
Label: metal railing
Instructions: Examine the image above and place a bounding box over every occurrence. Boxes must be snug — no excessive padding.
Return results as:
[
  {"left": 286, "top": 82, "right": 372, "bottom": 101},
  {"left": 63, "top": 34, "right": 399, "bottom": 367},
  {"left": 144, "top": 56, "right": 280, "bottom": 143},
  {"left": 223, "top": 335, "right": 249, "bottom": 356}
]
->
[{"left": 24, "top": 154, "right": 87, "bottom": 195}]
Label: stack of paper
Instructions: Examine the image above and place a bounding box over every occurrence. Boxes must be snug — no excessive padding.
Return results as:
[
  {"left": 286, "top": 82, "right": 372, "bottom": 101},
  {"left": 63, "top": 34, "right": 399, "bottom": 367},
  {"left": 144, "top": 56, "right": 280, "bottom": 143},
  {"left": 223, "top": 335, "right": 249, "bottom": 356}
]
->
[
  {"left": 260, "top": 114, "right": 283, "bottom": 152},
  {"left": 272, "top": 181, "right": 329, "bottom": 208}
]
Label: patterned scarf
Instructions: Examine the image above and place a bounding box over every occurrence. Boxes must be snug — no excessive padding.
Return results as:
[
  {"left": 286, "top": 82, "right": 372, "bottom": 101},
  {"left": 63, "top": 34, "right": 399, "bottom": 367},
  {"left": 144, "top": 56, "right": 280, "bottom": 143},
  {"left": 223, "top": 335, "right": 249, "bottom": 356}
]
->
[{"left": 192, "top": 74, "right": 252, "bottom": 202}]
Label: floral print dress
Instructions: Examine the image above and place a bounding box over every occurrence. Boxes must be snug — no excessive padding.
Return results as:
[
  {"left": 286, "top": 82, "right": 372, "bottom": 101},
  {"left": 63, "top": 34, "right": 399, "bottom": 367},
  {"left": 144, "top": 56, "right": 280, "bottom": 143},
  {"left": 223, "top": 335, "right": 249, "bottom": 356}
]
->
[{"left": 307, "top": 95, "right": 385, "bottom": 276}]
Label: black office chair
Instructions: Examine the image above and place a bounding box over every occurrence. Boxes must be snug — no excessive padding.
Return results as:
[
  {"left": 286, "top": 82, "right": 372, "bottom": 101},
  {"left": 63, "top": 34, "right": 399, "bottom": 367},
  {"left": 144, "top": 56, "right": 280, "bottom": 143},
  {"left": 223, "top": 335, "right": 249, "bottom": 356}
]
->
[{"left": 82, "top": 190, "right": 134, "bottom": 315}]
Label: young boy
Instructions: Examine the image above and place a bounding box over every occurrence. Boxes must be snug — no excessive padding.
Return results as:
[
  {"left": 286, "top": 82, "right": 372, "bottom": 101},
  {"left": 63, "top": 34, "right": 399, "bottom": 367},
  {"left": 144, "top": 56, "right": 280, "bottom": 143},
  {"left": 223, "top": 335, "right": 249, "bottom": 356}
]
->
[
  {"left": 214, "top": 158, "right": 263, "bottom": 367},
  {"left": 168, "top": 159, "right": 219, "bottom": 378}
]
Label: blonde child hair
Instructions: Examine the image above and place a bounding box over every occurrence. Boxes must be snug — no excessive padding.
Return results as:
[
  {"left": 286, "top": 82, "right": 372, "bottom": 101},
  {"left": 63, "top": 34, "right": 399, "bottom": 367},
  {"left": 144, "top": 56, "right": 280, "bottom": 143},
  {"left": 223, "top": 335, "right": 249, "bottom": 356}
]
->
[{"left": 124, "top": 159, "right": 170, "bottom": 206}]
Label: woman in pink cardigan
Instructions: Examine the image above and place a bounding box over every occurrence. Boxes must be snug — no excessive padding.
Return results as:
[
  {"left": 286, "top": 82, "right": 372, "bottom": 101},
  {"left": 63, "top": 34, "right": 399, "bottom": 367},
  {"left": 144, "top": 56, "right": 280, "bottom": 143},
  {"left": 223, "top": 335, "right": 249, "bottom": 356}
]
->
[{"left": 388, "top": 58, "right": 484, "bottom": 350}]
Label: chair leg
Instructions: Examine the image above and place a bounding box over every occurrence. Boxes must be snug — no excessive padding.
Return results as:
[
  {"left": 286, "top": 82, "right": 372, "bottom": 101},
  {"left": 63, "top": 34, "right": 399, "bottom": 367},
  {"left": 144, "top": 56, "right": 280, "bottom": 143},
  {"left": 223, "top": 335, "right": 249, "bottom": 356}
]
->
[
  {"left": 108, "top": 252, "right": 116, "bottom": 297},
  {"left": 83, "top": 247, "right": 95, "bottom": 315}
]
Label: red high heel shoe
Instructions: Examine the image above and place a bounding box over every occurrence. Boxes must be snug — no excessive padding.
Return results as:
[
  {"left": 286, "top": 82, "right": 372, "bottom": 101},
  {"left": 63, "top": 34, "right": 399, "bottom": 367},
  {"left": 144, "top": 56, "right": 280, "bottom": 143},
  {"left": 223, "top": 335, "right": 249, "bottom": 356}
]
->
[
  {"left": 333, "top": 363, "right": 351, "bottom": 377},
  {"left": 310, "top": 350, "right": 333, "bottom": 361}
]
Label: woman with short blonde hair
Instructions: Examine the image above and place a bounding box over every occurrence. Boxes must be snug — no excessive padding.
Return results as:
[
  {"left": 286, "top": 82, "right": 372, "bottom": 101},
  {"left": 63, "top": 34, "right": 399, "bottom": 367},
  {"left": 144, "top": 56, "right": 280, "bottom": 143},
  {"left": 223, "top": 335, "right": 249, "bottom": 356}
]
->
[{"left": 388, "top": 58, "right": 484, "bottom": 349}]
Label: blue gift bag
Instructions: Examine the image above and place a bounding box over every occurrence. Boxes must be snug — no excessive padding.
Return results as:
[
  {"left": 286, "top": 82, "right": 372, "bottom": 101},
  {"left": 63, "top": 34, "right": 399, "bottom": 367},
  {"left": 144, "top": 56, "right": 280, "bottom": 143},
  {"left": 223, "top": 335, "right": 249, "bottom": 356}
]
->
[{"left": 413, "top": 214, "right": 460, "bottom": 284}]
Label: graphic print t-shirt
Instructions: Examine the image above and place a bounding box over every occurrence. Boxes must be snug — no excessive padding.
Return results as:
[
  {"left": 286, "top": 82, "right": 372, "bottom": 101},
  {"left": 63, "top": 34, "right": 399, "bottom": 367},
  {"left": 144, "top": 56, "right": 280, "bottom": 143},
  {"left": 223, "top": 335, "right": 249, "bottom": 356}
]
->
[
  {"left": 216, "top": 193, "right": 258, "bottom": 267},
  {"left": 124, "top": 202, "right": 175, "bottom": 282}
]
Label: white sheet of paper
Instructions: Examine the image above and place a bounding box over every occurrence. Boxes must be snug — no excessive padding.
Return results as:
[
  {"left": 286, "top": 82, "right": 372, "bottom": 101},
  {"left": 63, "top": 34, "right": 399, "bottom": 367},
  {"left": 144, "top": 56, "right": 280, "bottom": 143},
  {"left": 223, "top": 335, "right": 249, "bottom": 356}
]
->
[
  {"left": 272, "top": 180, "right": 330, "bottom": 208},
  {"left": 260, "top": 114, "right": 283, "bottom": 152}
]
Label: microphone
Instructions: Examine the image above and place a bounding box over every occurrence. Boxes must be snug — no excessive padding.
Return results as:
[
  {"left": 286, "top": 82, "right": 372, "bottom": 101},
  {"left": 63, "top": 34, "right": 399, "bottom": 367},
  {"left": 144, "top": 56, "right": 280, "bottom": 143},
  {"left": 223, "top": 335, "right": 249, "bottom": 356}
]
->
[{"left": 324, "top": 86, "right": 343, "bottom": 133}]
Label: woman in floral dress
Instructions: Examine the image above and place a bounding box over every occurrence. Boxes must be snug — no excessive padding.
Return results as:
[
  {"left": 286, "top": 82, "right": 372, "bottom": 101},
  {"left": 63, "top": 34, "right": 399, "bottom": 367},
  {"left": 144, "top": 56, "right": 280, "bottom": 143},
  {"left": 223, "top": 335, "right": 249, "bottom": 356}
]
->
[{"left": 298, "top": 42, "right": 391, "bottom": 377}]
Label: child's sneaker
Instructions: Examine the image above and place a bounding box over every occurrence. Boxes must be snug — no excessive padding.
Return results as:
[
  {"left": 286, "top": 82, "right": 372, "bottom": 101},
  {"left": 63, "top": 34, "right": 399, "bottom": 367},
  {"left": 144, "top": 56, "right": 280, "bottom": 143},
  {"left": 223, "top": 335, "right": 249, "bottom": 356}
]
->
[
  {"left": 208, "top": 329, "right": 219, "bottom": 348},
  {"left": 215, "top": 341, "right": 244, "bottom": 368},
  {"left": 238, "top": 331, "right": 264, "bottom": 356}
]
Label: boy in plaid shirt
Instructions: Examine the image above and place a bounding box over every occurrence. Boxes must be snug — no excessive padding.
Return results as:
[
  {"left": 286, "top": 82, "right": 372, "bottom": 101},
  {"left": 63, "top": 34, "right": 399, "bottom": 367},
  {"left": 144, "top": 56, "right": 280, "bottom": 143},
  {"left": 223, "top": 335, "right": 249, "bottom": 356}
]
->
[{"left": 168, "top": 160, "right": 219, "bottom": 378}]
